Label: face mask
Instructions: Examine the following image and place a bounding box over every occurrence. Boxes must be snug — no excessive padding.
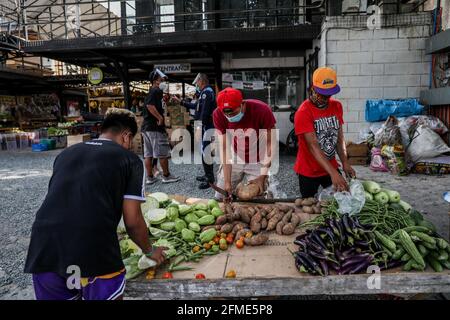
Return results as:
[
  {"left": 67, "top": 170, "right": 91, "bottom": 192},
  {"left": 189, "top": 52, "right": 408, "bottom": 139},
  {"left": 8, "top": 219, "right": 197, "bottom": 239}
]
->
[
  {"left": 159, "top": 82, "right": 168, "bottom": 92},
  {"left": 226, "top": 111, "right": 244, "bottom": 123}
]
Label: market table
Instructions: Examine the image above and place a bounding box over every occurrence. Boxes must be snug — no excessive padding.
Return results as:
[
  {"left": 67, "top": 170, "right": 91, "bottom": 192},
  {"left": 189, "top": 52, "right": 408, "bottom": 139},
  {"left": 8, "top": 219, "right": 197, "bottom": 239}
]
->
[{"left": 125, "top": 197, "right": 450, "bottom": 299}]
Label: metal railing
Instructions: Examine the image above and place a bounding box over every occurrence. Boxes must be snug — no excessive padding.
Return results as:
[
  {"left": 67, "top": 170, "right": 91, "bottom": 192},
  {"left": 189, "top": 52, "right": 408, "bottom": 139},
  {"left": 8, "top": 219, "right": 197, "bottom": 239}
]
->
[{"left": 1, "top": 0, "right": 327, "bottom": 41}]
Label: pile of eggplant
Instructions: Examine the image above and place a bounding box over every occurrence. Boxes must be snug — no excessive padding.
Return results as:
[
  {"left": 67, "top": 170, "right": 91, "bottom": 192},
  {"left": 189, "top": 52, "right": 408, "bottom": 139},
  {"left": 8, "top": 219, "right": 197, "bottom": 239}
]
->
[{"left": 293, "top": 214, "right": 402, "bottom": 276}]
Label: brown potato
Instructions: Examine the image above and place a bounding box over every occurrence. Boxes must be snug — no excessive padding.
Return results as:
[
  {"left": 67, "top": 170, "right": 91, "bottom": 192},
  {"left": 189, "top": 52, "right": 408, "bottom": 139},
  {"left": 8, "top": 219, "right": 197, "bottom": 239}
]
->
[
  {"left": 282, "top": 210, "right": 293, "bottom": 224},
  {"left": 215, "top": 215, "right": 228, "bottom": 225},
  {"left": 244, "top": 233, "right": 269, "bottom": 246},
  {"left": 236, "top": 183, "right": 261, "bottom": 200},
  {"left": 261, "top": 218, "right": 268, "bottom": 230},
  {"left": 302, "top": 206, "right": 314, "bottom": 214},
  {"left": 312, "top": 206, "right": 321, "bottom": 215},
  {"left": 250, "top": 221, "right": 261, "bottom": 234},
  {"left": 220, "top": 223, "right": 233, "bottom": 234},
  {"left": 282, "top": 223, "right": 295, "bottom": 235},
  {"left": 276, "top": 221, "right": 285, "bottom": 235},
  {"left": 301, "top": 199, "right": 314, "bottom": 206},
  {"left": 294, "top": 198, "right": 303, "bottom": 207}
]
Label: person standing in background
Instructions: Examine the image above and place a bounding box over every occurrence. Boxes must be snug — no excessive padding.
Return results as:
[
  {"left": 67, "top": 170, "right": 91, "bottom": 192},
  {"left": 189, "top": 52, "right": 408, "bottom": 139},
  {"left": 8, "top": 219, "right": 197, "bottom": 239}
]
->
[
  {"left": 173, "top": 73, "right": 217, "bottom": 189},
  {"left": 294, "top": 67, "right": 355, "bottom": 198},
  {"left": 142, "top": 69, "right": 179, "bottom": 185}
]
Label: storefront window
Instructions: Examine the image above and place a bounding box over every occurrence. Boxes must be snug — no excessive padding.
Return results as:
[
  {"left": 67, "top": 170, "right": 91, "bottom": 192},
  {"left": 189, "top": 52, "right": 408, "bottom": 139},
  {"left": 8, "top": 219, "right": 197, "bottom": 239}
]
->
[{"left": 222, "top": 69, "right": 303, "bottom": 109}]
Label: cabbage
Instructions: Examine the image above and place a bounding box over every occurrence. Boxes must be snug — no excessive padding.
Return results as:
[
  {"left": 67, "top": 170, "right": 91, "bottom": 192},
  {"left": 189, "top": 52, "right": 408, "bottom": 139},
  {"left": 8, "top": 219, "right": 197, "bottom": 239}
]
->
[
  {"left": 167, "top": 207, "right": 179, "bottom": 221},
  {"left": 149, "top": 227, "right": 169, "bottom": 238},
  {"left": 117, "top": 217, "right": 126, "bottom": 234},
  {"left": 119, "top": 238, "right": 142, "bottom": 258},
  {"left": 153, "top": 239, "right": 177, "bottom": 258},
  {"left": 179, "top": 204, "right": 192, "bottom": 216},
  {"left": 123, "top": 255, "right": 143, "bottom": 280},
  {"left": 141, "top": 196, "right": 159, "bottom": 214},
  {"left": 145, "top": 208, "right": 167, "bottom": 225},
  {"left": 149, "top": 192, "right": 169, "bottom": 203},
  {"left": 137, "top": 255, "right": 157, "bottom": 270}
]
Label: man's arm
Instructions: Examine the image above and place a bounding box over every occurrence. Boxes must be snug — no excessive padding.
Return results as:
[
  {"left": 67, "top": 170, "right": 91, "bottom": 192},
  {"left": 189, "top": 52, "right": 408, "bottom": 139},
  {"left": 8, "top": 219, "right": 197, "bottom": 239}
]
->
[
  {"left": 147, "top": 104, "right": 164, "bottom": 125},
  {"left": 182, "top": 101, "right": 197, "bottom": 110},
  {"left": 336, "top": 127, "right": 356, "bottom": 178},
  {"left": 248, "top": 126, "right": 275, "bottom": 194},
  {"left": 304, "top": 132, "right": 348, "bottom": 191},
  {"left": 217, "top": 131, "right": 233, "bottom": 198},
  {"left": 122, "top": 199, "right": 166, "bottom": 265}
]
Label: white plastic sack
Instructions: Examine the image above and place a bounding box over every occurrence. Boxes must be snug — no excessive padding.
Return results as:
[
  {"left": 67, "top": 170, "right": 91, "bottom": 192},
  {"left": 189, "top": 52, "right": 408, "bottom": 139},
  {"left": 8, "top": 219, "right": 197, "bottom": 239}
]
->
[
  {"left": 318, "top": 180, "right": 366, "bottom": 215},
  {"left": 407, "top": 125, "right": 450, "bottom": 163}
]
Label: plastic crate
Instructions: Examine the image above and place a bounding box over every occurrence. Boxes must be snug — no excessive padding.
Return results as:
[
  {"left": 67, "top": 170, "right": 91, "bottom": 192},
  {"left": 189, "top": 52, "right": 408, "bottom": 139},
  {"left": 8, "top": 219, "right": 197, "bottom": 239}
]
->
[
  {"left": 40, "top": 138, "right": 56, "bottom": 150},
  {"left": 32, "top": 143, "right": 48, "bottom": 152}
]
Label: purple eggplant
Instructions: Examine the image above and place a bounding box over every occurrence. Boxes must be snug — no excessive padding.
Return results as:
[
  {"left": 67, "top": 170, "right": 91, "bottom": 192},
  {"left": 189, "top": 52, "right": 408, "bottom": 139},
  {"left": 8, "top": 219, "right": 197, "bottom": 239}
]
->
[
  {"left": 311, "top": 232, "right": 328, "bottom": 251},
  {"left": 328, "top": 261, "right": 340, "bottom": 271},
  {"left": 296, "top": 251, "right": 323, "bottom": 276},
  {"left": 327, "top": 219, "right": 341, "bottom": 237},
  {"left": 342, "top": 214, "right": 354, "bottom": 236},
  {"left": 319, "top": 260, "right": 329, "bottom": 276},
  {"left": 355, "top": 240, "right": 370, "bottom": 248},
  {"left": 348, "top": 256, "right": 374, "bottom": 274},
  {"left": 341, "top": 253, "right": 371, "bottom": 268},
  {"left": 308, "top": 249, "right": 338, "bottom": 264},
  {"left": 295, "top": 234, "right": 308, "bottom": 242},
  {"left": 317, "top": 227, "right": 336, "bottom": 244}
]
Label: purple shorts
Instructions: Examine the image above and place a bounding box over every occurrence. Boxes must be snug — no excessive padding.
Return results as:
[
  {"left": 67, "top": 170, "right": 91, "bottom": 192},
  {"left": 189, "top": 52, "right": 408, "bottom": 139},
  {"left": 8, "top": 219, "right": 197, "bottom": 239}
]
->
[{"left": 32, "top": 272, "right": 126, "bottom": 300}]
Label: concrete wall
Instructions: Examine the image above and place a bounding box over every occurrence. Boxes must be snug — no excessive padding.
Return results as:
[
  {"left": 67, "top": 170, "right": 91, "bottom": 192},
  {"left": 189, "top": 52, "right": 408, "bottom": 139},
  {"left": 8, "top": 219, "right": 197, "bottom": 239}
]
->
[{"left": 312, "top": 13, "right": 433, "bottom": 142}]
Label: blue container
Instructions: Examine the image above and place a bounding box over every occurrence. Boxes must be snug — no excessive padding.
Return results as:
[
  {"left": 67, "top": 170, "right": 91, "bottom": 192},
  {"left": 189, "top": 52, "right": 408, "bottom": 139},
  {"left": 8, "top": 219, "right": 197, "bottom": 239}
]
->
[
  {"left": 32, "top": 143, "right": 48, "bottom": 152},
  {"left": 365, "top": 99, "right": 424, "bottom": 122}
]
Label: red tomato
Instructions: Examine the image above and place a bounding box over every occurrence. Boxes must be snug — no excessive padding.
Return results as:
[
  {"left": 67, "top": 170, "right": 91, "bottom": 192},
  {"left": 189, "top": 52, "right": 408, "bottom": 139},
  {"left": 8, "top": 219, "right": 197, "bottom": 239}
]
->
[
  {"left": 162, "top": 272, "right": 173, "bottom": 279},
  {"left": 195, "top": 273, "right": 206, "bottom": 279}
]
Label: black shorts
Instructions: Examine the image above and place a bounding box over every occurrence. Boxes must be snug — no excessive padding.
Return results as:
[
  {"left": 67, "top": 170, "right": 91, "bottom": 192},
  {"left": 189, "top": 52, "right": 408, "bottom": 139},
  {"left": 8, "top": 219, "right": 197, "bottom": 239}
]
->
[{"left": 298, "top": 174, "right": 333, "bottom": 198}]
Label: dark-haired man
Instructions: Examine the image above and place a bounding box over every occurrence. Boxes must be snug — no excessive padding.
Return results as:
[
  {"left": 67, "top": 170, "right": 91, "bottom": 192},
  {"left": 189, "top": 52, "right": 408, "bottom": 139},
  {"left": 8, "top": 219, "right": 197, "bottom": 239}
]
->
[
  {"left": 24, "top": 108, "right": 166, "bottom": 300},
  {"left": 142, "top": 69, "right": 179, "bottom": 184}
]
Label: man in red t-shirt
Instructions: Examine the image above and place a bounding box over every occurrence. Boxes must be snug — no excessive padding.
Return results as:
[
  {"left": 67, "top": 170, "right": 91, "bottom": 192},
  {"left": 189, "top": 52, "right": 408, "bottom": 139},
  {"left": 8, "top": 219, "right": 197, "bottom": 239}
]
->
[
  {"left": 213, "top": 88, "right": 276, "bottom": 200},
  {"left": 294, "top": 67, "right": 355, "bottom": 198}
]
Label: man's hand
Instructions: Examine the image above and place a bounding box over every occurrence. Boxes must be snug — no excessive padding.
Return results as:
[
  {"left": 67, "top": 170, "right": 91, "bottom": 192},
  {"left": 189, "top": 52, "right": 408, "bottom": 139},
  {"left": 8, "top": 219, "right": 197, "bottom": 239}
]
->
[
  {"left": 224, "top": 181, "right": 233, "bottom": 203},
  {"left": 342, "top": 162, "right": 356, "bottom": 179},
  {"left": 171, "top": 96, "right": 181, "bottom": 103},
  {"left": 248, "top": 175, "right": 267, "bottom": 195},
  {"left": 331, "top": 171, "right": 349, "bottom": 192},
  {"left": 147, "top": 246, "right": 167, "bottom": 266}
]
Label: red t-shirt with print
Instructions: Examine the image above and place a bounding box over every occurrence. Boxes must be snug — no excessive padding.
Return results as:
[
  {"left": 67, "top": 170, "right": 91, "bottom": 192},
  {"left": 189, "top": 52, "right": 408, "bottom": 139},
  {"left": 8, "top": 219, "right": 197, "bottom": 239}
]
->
[
  {"left": 213, "top": 99, "right": 276, "bottom": 163},
  {"left": 294, "top": 98, "right": 344, "bottom": 177}
]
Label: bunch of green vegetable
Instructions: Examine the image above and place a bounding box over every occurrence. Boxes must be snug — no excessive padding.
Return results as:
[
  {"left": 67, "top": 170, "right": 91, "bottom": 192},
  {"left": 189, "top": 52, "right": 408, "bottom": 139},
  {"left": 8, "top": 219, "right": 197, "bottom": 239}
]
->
[
  {"left": 388, "top": 227, "right": 450, "bottom": 272},
  {"left": 121, "top": 196, "right": 227, "bottom": 279}
]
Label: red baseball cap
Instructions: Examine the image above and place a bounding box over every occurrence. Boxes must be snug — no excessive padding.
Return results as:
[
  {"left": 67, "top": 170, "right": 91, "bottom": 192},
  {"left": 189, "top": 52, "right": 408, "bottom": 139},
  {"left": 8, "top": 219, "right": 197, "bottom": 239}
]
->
[{"left": 217, "top": 88, "right": 243, "bottom": 112}]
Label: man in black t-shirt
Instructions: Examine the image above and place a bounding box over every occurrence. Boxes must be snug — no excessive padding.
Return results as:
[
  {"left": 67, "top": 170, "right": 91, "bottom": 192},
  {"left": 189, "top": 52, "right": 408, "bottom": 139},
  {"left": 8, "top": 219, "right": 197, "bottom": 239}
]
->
[
  {"left": 24, "top": 108, "right": 167, "bottom": 300},
  {"left": 142, "top": 69, "right": 179, "bottom": 184}
]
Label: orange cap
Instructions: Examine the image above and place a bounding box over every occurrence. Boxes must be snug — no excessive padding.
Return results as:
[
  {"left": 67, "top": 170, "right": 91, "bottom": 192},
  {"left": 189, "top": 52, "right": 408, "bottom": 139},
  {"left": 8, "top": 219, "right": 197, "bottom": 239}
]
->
[{"left": 312, "top": 67, "right": 340, "bottom": 96}]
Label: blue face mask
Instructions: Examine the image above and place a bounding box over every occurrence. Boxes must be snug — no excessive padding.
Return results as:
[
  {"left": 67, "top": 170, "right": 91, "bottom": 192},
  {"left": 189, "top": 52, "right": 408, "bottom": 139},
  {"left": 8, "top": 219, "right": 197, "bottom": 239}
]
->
[{"left": 226, "top": 111, "right": 244, "bottom": 123}]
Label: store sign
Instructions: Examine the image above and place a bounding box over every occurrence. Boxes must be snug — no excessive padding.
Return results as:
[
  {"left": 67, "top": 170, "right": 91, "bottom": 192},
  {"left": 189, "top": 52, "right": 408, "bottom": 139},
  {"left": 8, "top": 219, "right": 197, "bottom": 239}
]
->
[
  {"left": 88, "top": 67, "right": 103, "bottom": 85},
  {"left": 154, "top": 63, "right": 191, "bottom": 74}
]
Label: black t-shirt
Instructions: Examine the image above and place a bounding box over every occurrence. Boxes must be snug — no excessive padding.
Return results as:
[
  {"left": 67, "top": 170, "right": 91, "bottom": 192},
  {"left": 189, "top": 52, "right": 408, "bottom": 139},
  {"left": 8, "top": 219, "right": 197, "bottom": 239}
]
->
[
  {"left": 24, "top": 139, "right": 145, "bottom": 277},
  {"left": 142, "top": 87, "right": 165, "bottom": 132}
]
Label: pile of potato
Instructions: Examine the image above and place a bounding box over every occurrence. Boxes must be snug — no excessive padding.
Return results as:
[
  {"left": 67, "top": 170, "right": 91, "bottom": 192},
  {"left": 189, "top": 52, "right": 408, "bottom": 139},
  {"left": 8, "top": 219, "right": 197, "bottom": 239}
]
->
[
  {"left": 294, "top": 197, "right": 323, "bottom": 215},
  {"left": 202, "top": 201, "right": 320, "bottom": 246}
]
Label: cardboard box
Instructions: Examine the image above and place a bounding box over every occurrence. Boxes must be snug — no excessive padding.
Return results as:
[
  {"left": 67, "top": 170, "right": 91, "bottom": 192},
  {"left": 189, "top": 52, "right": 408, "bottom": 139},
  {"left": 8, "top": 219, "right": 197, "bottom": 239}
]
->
[
  {"left": 67, "top": 134, "right": 91, "bottom": 147},
  {"left": 346, "top": 142, "right": 369, "bottom": 157},
  {"left": 348, "top": 156, "right": 368, "bottom": 166}
]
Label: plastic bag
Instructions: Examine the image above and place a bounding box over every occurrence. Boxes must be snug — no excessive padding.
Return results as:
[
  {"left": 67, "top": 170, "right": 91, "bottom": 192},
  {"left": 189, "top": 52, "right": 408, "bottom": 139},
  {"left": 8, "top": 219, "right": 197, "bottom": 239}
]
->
[
  {"left": 404, "top": 115, "right": 448, "bottom": 135},
  {"left": 381, "top": 144, "right": 409, "bottom": 175},
  {"left": 369, "top": 147, "right": 389, "bottom": 172},
  {"left": 365, "top": 99, "right": 424, "bottom": 122},
  {"left": 406, "top": 125, "right": 450, "bottom": 163},
  {"left": 266, "top": 174, "right": 287, "bottom": 199},
  {"left": 318, "top": 180, "right": 366, "bottom": 215},
  {"left": 374, "top": 116, "right": 403, "bottom": 147},
  {"left": 333, "top": 180, "right": 366, "bottom": 215}
]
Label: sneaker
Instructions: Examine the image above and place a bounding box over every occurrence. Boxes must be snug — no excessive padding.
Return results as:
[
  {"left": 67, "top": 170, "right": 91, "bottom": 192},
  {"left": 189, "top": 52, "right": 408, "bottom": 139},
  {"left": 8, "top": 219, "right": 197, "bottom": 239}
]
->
[
  {"left": 161, "top": 174, "right": 180, "bottom": 184},
  {"left": 198, "top": 181, "right": 212, "bottom": 190},
  {"left": 146, "top": 176, "right": 158, "bottom": 185},
  {"left": 196, "top": 175, "right": 207, "bottom": 182},
  {"left": 153, "top": 169, "right": 160, "bottom": 178}
]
